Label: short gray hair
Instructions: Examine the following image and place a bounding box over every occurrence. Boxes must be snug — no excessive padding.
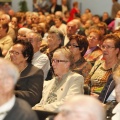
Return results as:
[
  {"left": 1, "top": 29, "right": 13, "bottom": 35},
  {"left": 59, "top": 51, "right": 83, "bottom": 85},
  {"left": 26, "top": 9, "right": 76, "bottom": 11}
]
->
[{"left": 0, "top": 58, "right": 19, "bottom": 84}]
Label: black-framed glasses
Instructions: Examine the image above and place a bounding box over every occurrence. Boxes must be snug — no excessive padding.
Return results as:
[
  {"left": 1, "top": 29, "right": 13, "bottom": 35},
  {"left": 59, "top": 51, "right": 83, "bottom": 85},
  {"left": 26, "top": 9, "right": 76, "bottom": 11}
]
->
[
  {"left": 101, "top": 45, "right": 115, "bottom": 50},
  {"left": 51, "top": 59, "right": 69, "bottom": 63},
  {"left": 68, "top": 44, "right": 79, "bottom": 48}
]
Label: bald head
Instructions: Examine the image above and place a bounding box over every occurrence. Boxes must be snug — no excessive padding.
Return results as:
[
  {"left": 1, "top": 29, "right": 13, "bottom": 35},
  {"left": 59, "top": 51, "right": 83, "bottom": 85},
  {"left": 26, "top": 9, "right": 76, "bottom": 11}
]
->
[{"left": 55, "top": 95, "right": 106, "bottom": 120}]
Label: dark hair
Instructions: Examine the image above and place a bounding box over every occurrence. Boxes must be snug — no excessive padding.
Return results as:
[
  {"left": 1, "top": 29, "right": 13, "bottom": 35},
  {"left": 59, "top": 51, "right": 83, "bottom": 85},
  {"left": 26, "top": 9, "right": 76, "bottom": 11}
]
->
[
  {"left": 14, "top": 40, "right": 34, "bottom": 63},
  {"left": 69, "top": 34, "right": 88, "bottom": 56},
  {"left": 102, "top": 34, "right": 120, "bottom": 49},
  {"left": 93, "top": 15, "right": 101, "bottom": 20}
]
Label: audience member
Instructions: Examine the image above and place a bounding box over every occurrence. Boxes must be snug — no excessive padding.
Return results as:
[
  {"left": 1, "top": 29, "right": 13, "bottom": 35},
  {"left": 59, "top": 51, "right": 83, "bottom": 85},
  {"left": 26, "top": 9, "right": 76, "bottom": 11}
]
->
[
  {"left": 27, "top": 31, "right": 50, "bottom": 79},
  {"left": 68, "top": 34, "right": 92, "bottom": 79},
  {"left": 92, "top": 15, "right": 101, "bottom": 25},
  {"left": 84, "top": 29, "right": 102, "bottom": 65},
  {"left": 50, "top": 15, "right": 67, "bottom": 36},
  {"left": 111, "top": 0, "right": 120, "bottom": 18},
  {"left": 17, "top": 27, "right": 32, "bottom": 41},
  {"left": 32, "top": 47, "right": 84, "bottom": 111},
  {"left": 0, "top": 58, "right": 38, "bottom": 120},
  {"left": 54, "top": 95, "right": 106, "bottom": 120},
  {"left": 85, "top": 34, "right": 120, "bottom": 94},
  {"left": 68, "top": 1, "right": 80, "bottom": 22},
  {"left": 0, "top": 23, "right": 13, "bottom": 56},
  {"left": 1, "top": 13, "right": 16, "bottom": 40},
  {"left": 64, "top": 19, "right": 80, "bottom": 46},
  {"left": 42, "top": 28, "right": 64, "bottom": 80},
  {"left": 49, "top": 0, "right": 62, "bottom": 14},
  {"left": 9, "top": 40, "right": 44, "bottom": 106},
  {"left": 102, "top": 12, "right": 113, "bottom": 25}
]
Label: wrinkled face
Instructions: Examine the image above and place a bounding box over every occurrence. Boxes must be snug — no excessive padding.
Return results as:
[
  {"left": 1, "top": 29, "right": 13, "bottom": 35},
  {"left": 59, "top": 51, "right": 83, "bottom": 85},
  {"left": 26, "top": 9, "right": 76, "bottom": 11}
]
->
[
  {"left": 31, "top": 15, "right": 39, "bottom": 24},
  {"left": 101, "top": 39, "right": 119, "bottom": 60},
  {"left": 27, "top": 33, "right": 40, "bottom": 52},
  {"left": 87, "top": 32, "right": 100, "bottom": 48},
  {"left": 11, "top": 17, "right": 17, "bottom": 25},
  {"left": 68, "top": 39, "right": 81, "bottom": 57},
  {"left": 47, "top": 33, "right": 61, "bottom": 48},
  {"left": 54, "top": 18, "right": 62, "bottom": 28},
  {"left": 52, "top": 51, "right": 70, "bottom": 77},
  {"left": 0, "top": 15, "right": 8, "bottom": 24},
  {"left": 17, "top": 30, "right": 27, "bottom": 41},
  {"left": 9, "top": 44, "right": 27, "bottom": 65},
  {"left": 67, "top": 22, "right": 77, "bottom": 36}
]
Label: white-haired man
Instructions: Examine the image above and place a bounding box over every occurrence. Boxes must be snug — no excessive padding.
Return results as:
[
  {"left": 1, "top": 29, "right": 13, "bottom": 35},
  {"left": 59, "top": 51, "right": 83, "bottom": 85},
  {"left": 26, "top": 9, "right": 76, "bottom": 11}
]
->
[{"left": 0, "top": 58, "right": 38, "bottom": 120}]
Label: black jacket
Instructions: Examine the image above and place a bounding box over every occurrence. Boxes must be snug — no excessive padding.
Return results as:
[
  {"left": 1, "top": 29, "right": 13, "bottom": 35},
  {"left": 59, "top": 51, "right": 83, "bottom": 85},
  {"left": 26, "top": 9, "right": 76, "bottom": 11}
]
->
[{"left": 15, "top": 63, "right": 44, "bottom": 106}]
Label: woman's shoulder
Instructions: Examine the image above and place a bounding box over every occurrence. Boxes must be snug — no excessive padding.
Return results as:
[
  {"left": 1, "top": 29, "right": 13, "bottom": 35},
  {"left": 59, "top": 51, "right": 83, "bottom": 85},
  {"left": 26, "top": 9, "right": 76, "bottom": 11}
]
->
[{"left": 22, "top": 63, "right": 43, "bottom": 77}]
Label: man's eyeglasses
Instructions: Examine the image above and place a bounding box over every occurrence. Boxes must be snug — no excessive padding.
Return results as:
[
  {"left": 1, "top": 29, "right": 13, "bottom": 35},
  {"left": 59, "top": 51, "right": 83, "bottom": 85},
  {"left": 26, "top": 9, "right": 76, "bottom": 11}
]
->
[
  {"left": 9, "top": 50, "right": 22, "bottom": 55},
  {"left": 101, "top": 45, "right": 115, "bottom": 50},
  {"left": 51, "top": 59, "right": 69, "bottom": 63},
  {"left": 68, "top": 44, "right": 79, "bottom": 48}
]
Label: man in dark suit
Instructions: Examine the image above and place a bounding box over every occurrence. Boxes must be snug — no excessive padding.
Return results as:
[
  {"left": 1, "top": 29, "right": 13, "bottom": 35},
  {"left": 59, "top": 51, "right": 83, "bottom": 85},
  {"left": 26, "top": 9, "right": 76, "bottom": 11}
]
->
[
  {"left": 0, "top": 58, "right": 38, "bottom": 120},
  {"left": 49, "top": 0, "right": 62, "bottom": 14}
]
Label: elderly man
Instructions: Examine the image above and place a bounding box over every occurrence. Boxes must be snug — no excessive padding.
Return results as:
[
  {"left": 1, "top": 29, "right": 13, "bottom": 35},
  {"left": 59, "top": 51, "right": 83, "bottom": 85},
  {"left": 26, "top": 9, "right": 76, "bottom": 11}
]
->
[
  {"left": 0, "top": 58, "right": 38, "bottom": 120},
  {"left": 0, "top": 23, "right": 13, "bottom": 56},
  {"left": 64, "top": 19, "right": 84, "bottom": 46},
  {"left": 27, "top": 32, "right": 50, "bottom": 79},
  {"left": 0, "top": 13, "right": 16, "bottom": 40},
  {"left": 54, "top": 95, "right": 106, "bottom": 120}
]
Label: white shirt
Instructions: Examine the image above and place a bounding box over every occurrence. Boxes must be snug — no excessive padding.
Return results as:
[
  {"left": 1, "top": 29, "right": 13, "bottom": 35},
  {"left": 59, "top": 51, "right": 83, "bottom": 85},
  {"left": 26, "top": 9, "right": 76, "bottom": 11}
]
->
[
  {"left": 112, "top": 103, "right": 120, "bottom": 120},
  {"left": 32, "top": 51, "right": 50, "bottom": 80},
  {"left": 107, "top": 89, "right": 116, "bottom": 102},
  {"left": 0, "top": 96, "right": 15, "bottom": 120}
]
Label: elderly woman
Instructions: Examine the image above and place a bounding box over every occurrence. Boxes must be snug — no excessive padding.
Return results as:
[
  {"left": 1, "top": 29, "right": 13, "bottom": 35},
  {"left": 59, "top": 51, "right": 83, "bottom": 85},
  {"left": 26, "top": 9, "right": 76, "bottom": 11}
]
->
[
  {"left": 9, "top": 40, "right": 44, "bottom": 107},
  {"left": 85, "top": 34, "right": 120, "bottom": 94},
  {"left": 67, "top": 34, "right": 92, "bottom": 79},
  {"left": 84, "top": 29, "right": 103, "bottom": 66},
  {"left": 32, "top": 47, "right": 84, "bottom": 111}
]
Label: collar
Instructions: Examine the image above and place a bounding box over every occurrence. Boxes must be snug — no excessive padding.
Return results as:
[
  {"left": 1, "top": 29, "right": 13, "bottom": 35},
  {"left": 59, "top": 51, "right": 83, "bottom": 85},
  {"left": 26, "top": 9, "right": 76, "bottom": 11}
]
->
[
  {"left": 0, "top": 95, "right": 15, "bottom": 114},
  {"left": 33, "top": 51, "right": 41, "bottom": 57},
  {"left": 55, "top": 70, "right": 71, "bottom": 82}
]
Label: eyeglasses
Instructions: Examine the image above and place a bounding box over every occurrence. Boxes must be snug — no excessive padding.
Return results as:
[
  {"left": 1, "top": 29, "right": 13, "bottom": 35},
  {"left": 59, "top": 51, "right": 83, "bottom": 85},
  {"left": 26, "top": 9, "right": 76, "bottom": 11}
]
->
[
  {"left": 9, "top": 50, "right": 22, "bottom": 55},
  {"left": 101, "top": 45, "right": 115, "bottom": 50},
  {"left": 87, "top": 35, "right": 98, "bottom": 40},
  {"left": 51, "top": 59, "right": 69, "bottom": 63},
  {"left": 68, "top": 44, "right": 79, "bottom": 48}
]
